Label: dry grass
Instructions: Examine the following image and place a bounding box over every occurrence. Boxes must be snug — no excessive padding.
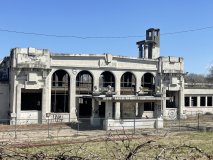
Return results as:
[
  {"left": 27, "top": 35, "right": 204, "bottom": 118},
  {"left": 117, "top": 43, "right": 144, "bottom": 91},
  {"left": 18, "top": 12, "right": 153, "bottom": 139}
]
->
[{"left": 10, "top": 131, "right": 211, "bottom": 159}]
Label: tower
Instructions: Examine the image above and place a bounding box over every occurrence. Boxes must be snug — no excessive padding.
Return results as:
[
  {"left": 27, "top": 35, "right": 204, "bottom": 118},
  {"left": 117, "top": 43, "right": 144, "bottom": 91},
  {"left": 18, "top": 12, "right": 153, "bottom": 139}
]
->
[{"left": 137, "top": 28, "right": 160, "bottom": 59}]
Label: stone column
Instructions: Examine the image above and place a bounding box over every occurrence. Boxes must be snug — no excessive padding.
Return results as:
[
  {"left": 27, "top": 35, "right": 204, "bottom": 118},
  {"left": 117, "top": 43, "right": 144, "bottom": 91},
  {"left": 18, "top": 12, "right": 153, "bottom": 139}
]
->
[
  {"left": 92, "top": 71, "right": 100, "bottom": 92},
  {"left": 16, "top": 84, "right": 22, "bottom": 121},
  {"left": 205, "top": 96, "right": 208, "bottom": 107},
  {"left": 42, "top": 85, "right": 48, "bottom": 122},
  {"left": 105, "top": 101, "right": 113, "bottom": 119},
  {"left": 138, "top": 102, "right": 144, "bottom": 118},
  {"left": 179, "top": 88, "right": 184, "bottom": 117},
  {"left": 70, "top": 76, "right": 77, "bottom": 120},
  {"left": 197, "top": 96, "right": 200, "bottom": 107},
  {"left": 114, "top": 72, "right": 121, "bottom": 119},
  {"left": 91, "top": 99, "right": 100, "bottom": 126},
  {"left": 189, "top": 96, "right": 192, "bottom": 107},
  {"left": 162, "top": 87, "right": 167, "bottom": 117},
  {"left": 144, "top": 45, "right": 148, "bottom": 59}
]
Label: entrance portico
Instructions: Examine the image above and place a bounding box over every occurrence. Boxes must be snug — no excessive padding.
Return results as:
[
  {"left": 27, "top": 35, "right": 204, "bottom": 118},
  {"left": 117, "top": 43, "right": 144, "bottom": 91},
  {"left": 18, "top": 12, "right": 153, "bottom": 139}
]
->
[{"left": 91, "top": 95, "right": 166, "bottom": 130}]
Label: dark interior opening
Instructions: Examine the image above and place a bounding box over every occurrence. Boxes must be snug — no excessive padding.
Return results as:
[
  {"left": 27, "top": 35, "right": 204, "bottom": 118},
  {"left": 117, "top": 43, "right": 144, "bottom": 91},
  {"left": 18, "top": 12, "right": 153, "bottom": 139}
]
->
[
  {"left": 76, "top": 71, "right": 93, "bottom": 94},
  {"left": 120, "top": 72, "right": 136, "bottom": 95},
  {"left": 200, "top": 97, "right": 206, "bottom": 106},
  {"left": 99, "top": 102, "right": 105, "bottom": 118},
  {"left": 21, "top": 89, "right": 42, "bottom": 110},
  {"left": 78, "top": 98, "right": 92, "bottom": 118},
  {"left": 144, "top": 102, "right": 154, "bottom": 111},
  {"left": 141, "top": 73, "right": 155, "bottom": 91},
  {"left": 207, "top": 97, "right": 212, "bottom": 106},
  {"left": 185, "top": 97, "right": 189, "bottom": 106},
  {"left": 51, "top": 93, "right": 69, "bottom": 112},
  {"left": 100, "top": 71, "right": 115, "bottom": 92},
  {"left": 51, "top": 70, "right": 70, "bottom": 113}
]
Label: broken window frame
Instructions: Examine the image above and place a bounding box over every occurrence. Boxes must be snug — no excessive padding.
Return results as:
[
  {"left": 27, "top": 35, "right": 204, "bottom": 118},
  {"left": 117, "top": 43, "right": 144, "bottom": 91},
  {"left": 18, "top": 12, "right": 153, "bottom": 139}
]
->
[
  {"left": 76, "top": 70, "right": 93, "bottom": 95},
  {"left": 99, "top": 71, "right": 115, "bottom": 92},
  {"left": 120, "top": 72, "right": 136, "bottom": 95},
  {"left": 141, "top": 73, "right": 155, "bottom": 93},
  {"left": 51, "top": 69, "right": 70, "bottom": 113}
]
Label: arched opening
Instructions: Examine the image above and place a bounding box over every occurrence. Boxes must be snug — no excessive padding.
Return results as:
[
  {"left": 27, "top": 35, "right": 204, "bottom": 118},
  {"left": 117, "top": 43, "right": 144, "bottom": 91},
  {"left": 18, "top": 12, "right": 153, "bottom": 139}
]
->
[
  {"left": 141, "top": 73, "right": 155, "bottom": 92},
  {"left": 76, "top": 71, "right": 93, "bottom": 95},
  {"left": 76, "top": 71, "right": 93, "bottom": 118},
  {"left": 120, "top": 72, "right": 136, "bottom": 95},
  {"left": 51, "top": 70, "right": 70, "bottom": 113},
  {"left": 99, "top": 71, "right": 115, "bottom": 92}
]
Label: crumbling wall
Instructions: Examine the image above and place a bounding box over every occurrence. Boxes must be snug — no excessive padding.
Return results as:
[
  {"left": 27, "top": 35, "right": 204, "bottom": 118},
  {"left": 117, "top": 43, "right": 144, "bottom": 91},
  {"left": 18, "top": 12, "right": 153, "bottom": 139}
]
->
[
  {"left": 0, "top": 57, "right": 9, "bottom": 81},
  {"left": 0, "top": 83, "right": 9, "bottom": 119}
]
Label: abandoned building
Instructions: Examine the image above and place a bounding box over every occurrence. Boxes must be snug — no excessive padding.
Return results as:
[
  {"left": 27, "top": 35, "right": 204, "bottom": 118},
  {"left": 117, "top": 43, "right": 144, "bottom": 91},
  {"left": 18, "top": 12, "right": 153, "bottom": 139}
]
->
[{"left": 0, "top": 28, "right": 213, "bottom": 129}]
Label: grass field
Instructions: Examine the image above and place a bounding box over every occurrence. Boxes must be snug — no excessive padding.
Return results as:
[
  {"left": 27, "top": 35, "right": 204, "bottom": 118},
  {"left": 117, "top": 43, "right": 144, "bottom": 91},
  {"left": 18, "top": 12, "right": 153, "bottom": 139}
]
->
[{"left": 3, "top": 131, "right": 211, "bottom": 159}]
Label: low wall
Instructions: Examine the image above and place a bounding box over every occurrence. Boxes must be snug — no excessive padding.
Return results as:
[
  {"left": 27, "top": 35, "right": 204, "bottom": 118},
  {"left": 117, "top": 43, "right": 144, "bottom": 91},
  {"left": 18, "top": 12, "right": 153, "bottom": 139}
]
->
[
  {"left": 184, "top": 107, "right": 213, "bottom": 115},
  {"left": 103, "top": 118, "right": 163, "bottom": 130},
  {"left": 11, "top": 112, "right": 73, "bottom": 124}
]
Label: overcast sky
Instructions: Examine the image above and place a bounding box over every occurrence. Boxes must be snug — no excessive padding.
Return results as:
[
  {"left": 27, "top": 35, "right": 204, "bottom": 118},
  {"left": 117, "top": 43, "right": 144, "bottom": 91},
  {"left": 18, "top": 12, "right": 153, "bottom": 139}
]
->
[{"left": 0, "top": 1, "right": 213, "bottom": 74}]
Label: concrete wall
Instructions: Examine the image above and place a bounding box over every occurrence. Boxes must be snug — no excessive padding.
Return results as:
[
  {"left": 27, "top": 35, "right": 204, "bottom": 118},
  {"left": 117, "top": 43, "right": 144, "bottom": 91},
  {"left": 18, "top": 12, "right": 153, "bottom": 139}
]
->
[
  {"left": 103, "top": 118, "right": 163, "bottom": 130},
  {"left": 0, "top": 83, "right": 9, "bottom": 119}
]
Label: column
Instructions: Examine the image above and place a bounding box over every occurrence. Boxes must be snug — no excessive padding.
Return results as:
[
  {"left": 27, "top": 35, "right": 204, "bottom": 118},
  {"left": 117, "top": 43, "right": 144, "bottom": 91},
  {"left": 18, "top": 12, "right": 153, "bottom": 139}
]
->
[
  {"left": 105, "top": 101, "right": 113, "bottom": 119},
  {"left": 91, "top": 99, "right": 100, "bottom": 126},
  {"left": 70, "top": 76, "right": 77, "bottom": 120},
  {"left": 135, "top": 72, "right": 141, "bottom": 118},
  {"left": 114, "top": 72, "right": 121, "bottom": 119},
  {"left": 16, "top": 84, "right": 22, "bottom": 120},
  {"left": 144, "top": 45, "right": 148, "bottom": 59},
  {"left": 42, "top": 87, "right": 46, "bottom": 120},
  {"left": 189, "top": 96, "right": 192, "bottom": 107},
  {"left": 138, "top": 102, "right": 144, "bottom": 118},
  {"left": 10, "top": 73, "right": 17, "bottom": 124},
  {"left": 162, "top": 87, "right": 167, "bottom": 117},
  {"left": 92, "top": 71, "right": 100, "bottom": 91},
  {"left": 179, "top": 88, "right": 184, "bottom": 118},
  {"left": 197, "top": 96, "right": 200, "bottom": 107},
  {"left": 205, "top": 96, "right": 207, "bottom": 107}
]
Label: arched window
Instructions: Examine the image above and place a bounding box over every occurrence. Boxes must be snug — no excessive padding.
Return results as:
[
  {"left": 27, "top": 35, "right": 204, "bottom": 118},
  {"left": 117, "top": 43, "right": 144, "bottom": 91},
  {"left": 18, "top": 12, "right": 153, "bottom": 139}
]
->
[
  {"left": 51, "top": 70, "right": 70, "bottom": 113},
  {"left": 99, "top": 71, "right": 115, "bottom": 92},
  {"left": 120, "top": 72, "right": 136, "bottom": 95},
  {"left": 76, "top": 71, "right": 93, "bottom": 94},
  {"left": 141, "top": 73, "right": 155, "bottom": 91}
]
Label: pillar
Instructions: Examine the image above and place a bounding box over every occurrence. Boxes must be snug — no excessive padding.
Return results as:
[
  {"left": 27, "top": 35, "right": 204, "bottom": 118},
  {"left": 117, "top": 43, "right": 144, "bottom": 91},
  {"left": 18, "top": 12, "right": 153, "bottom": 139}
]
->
[
  {"left": 105, "top": 101, "right": 113, "bottom": 119},
  {"left": 70, "top": 76, "right": 77, "bottom": 120},
  {"left": 16, "top": 84, "right": 22, "bottom": 120},
  {"left": 179, "top": 88, "right": 184, "bottom": 117},
  {"left": 114, "top": 72, "right": 121, "bottom": 119},
  {"left": 197, "top": 96, "right": 200, "bottom": 107},
  {"left": 138, "top": 102, "right": 144, "bottom": 118},
  {"left": 144, "top": 45, "right": 148, "bottom": 59},
  {"left": 91, "top": 99, "right": 100, "bottom": 126},
  {"left": 189, "top": 96, "right": 192, "bottom": 107},
  {"left": 162, "top": 87, "right": 167, "bottom": 117}
]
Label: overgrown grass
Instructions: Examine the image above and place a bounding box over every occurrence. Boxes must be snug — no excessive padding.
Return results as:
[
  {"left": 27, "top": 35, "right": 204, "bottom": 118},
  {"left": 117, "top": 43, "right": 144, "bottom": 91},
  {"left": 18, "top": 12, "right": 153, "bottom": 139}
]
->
[{"left": 14, "top": 131, "right": 212, "bottom": 159}]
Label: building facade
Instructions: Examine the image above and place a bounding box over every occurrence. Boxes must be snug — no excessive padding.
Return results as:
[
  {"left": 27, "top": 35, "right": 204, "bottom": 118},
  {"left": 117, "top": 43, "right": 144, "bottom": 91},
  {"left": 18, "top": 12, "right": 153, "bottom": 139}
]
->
[{"left": 0, "top": 28, "right": 212, "bottom": 129}]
